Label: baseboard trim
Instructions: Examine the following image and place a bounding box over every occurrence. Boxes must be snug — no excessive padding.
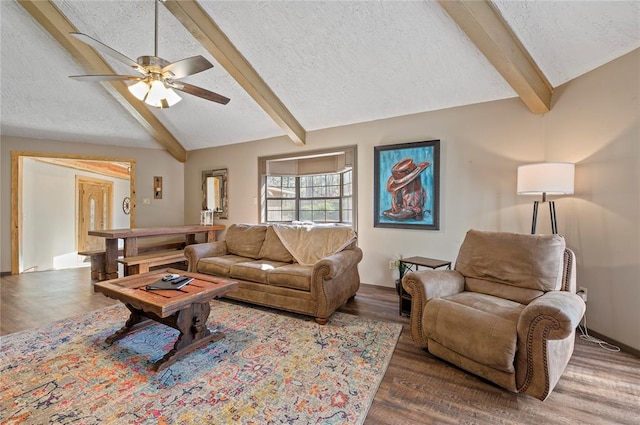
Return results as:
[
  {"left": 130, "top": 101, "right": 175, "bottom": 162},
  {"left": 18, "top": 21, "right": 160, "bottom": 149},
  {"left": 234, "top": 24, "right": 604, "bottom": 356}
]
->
[
  {"left": 584, "top": 327, "right": 640, "bottom": 358},
  {"left": 0, "top": 271, "right": 12, "bottom": 277}
]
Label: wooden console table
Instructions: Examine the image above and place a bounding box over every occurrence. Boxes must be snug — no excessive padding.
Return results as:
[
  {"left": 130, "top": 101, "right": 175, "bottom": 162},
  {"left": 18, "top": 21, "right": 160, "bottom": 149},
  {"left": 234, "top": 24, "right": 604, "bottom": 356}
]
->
[
  {"left": 396, "top": 256, "right": 451, "bottom": 316},
  {"left": 89, "top": 225, "right": 225, "bottom": 280}
]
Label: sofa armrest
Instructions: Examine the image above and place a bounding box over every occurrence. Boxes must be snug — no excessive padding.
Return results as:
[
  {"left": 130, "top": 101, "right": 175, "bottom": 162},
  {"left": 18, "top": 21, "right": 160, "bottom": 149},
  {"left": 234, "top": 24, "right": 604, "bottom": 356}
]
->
[
  {"left": 516, "top": 291, "right": 586, "bottom": 400},
  {"left": 311, "top": 247, "right": 363, "bottom": 321},
  {"left": 313, "top": 247, "right": 363, "bottom": 281},
  {"left": 184, "top": 241, "right": 228, "bottom": 272},
  {"left": 402, "top": 270, "right": 465, "bottom": 346}
]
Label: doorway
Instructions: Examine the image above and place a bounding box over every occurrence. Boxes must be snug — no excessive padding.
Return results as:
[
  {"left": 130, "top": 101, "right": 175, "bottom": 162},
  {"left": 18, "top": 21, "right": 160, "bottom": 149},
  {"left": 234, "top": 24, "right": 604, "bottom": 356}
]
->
[
  {"left": 10, "top": 151, "right": 136, "bottom": 274},
  {"left": 77, "top": 176, "right": 113, "bottom": 253}
]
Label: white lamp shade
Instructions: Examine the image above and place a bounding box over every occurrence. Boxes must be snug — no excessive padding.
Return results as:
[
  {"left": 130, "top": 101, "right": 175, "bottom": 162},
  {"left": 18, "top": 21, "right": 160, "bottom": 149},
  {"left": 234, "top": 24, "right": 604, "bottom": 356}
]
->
[
  {"left": 128, "top": 79, "right": 181, "bottom": 108},
  {"left": 144, "top": 80, "right": 182, "bottom": 108},
  {"left": 128, "top": 80, "right": 149, "bottom": 101},
  {"left": 517, "top": 162, "right": 574, "bottom": 195}
]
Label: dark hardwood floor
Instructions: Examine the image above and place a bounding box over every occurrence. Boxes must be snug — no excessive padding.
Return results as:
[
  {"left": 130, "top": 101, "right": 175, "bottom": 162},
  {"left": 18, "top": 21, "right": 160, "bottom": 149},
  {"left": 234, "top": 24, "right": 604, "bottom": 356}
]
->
[
  {"left": 1, "top": 268, "right": 118, "bottom": 335},
  {"left": 2, "top": 269, "right": 638, "bottom": 424}
]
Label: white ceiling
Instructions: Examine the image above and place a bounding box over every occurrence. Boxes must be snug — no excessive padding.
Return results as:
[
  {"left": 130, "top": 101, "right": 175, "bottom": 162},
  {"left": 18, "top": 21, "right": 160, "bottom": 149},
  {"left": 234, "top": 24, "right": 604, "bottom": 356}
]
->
[{"left": 1, "top": 1, "right": 639, "bottom": 154}]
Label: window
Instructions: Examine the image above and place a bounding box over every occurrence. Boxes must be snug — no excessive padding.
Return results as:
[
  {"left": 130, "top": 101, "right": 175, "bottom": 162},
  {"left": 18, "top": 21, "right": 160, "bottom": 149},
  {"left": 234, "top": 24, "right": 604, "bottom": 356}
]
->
[
  {"left": 265, "top": 171, "right": 352, "bottom": 223},
  {"left": 259, "top": 147, "right": 357, "bottom": 228},
  {"left": 342, "top": 169, "right": 353, "bottom": 223},
  {"left": 265, "top": 176, "right": 296, "bottom": 222}
]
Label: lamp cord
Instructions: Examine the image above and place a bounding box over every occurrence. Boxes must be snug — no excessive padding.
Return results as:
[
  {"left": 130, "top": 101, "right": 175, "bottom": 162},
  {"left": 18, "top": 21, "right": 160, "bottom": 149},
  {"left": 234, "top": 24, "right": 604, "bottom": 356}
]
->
[{"left": 577, "top": 313, "right": 620, "bottom": 352}]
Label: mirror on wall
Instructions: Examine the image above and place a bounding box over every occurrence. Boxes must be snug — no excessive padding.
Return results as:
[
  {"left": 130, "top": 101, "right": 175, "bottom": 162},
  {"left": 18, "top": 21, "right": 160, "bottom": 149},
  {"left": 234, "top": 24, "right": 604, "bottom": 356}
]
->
[{"left": 202, "top": 168, "right": 228, "bottom": 219}]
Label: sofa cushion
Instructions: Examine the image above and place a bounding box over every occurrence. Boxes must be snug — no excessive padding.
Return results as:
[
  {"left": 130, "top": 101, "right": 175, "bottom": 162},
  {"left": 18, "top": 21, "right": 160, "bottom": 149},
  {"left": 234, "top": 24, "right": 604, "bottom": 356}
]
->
[
  {"left": 225, "top": 224, "right": 268, "bottom": 259},
  {"left": 267, "top": 263, "right": 313, "bottom": 291},
  {"left": 424, "top": 293, "right": 524, "bottom": 373},
  {"left": 230, "top": 260, "right": 291, "bottom": 284},
  {"left": 258, "top": 226, "right": 294, "bottom": 263},
  {"left": 197, "top": 255, "right": 247, "bottom": 277},
  {"left": 455, "top": 230, "right": 565, "bottom": 293}
]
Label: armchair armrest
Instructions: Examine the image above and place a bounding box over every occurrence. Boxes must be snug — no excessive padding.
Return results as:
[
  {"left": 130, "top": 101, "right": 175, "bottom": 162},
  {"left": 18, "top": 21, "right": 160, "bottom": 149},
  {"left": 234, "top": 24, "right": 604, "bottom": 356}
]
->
[
  {"left": 184, "top": 241, "right": 228, "bottom": 272},
  {"left": 402, "top": 270, "right": 465, "bottom": 346},
  {"left": 516, "top": 291, "right": 586, "bottom": 400},
  {"left": 517, "top": 291, "right": 585, "bottom": 340},
  {"left": 402, "top": 270, "right": 465, "bottom": 299}
]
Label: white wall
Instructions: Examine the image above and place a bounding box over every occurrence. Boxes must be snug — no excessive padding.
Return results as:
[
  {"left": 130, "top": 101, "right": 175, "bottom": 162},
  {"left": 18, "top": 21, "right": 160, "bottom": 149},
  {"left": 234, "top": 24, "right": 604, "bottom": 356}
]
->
[
  {"left": 185, "top": 49, "right": 639, "bottom": 350},
  {"left": 0, "top": 136, "right": 186, "bottom": 272},
  {"left": 21, "top": 158, "right": 130, "bottom": 271}
]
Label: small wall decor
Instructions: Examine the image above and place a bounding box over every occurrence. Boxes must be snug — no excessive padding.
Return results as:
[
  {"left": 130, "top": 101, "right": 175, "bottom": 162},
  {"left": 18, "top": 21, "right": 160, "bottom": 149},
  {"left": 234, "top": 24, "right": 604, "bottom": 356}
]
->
[
  {"left": 153, "top": 176, "right": 162, "bottom": 199},
  {"left": 122, "top": 196, "right": 131, "bottom": 215},
  {"left": 374, "top": 140, "right": 440, "bottom": 230}
]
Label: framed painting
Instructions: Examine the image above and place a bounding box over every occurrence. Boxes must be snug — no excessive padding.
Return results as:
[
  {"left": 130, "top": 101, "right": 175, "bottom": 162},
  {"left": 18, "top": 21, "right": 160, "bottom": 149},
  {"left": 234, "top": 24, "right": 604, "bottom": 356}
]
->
[{"left": 374, "top": 140, "right": 440, "bottom": 230}]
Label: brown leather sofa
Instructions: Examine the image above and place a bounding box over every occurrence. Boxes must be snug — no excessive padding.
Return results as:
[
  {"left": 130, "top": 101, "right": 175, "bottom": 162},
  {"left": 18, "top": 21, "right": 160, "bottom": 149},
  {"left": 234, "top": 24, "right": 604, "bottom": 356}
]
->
[
  {"left": 402, "top": 229, "right": 586, "bottom": 400},
  {"left": 185, "top": 223, "right": 362, "bottom": 324}
]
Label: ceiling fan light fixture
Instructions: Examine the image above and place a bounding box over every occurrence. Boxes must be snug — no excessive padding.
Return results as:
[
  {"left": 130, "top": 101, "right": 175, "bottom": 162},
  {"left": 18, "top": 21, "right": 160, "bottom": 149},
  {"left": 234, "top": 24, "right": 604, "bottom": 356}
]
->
[
  {"left": 128, "top": 80, "right": 150, "bottom": 101},
  {"left": 144, "top": 79, "right": 181, "bottom": 108},
  {"left": 68, "top": 0, "right": 228, "bottom": 108}
]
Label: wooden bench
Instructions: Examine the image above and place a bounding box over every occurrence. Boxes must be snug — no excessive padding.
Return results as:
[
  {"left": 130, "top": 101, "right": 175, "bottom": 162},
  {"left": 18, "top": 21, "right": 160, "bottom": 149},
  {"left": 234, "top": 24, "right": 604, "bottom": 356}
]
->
[
  {"left": 79, "top": 241, "right": 185, "bottom": 280},
  {"left": 117, "top": 250, "right": 187, "bottom": 276},
  {"left": 78, "top": 249, "right": 117, "bottom": 280}
]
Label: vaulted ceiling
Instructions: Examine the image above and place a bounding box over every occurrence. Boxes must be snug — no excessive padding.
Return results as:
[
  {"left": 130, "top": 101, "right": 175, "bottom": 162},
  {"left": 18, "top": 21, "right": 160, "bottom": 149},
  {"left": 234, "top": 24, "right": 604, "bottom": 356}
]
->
[{"left": 2, "top": 1, "right": 639, "bottom": 162}]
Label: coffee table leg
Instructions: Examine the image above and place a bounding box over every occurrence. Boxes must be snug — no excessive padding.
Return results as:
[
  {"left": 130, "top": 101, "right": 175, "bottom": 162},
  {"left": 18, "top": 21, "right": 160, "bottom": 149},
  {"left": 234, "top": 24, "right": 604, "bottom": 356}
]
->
[
  {"left": 153, "top": 302, "right": 224, "bottom": 372},
  {"left": 105, "top": 304, "right": 153, "bottom": 344}
]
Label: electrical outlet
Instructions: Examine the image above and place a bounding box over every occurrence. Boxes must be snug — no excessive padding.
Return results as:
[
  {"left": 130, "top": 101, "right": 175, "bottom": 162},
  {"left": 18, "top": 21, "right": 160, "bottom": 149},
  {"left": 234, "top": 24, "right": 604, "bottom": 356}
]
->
[
  {"left": 389, "top": 260, "right": 396, "bottom": 270},
  {"left": 577, "top": 287, "right": 588, "bottom": 303}
]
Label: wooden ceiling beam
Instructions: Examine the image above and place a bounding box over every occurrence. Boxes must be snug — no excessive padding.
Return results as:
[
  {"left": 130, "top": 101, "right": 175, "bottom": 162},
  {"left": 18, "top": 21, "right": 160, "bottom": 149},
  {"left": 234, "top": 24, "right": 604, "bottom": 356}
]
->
[
  {"left": 18, "top": 0, "right": 188, "bottom": 162},
  {"left": 438, "top": 0, "right": 552, "bottom": 114},
  {"left": 33, "top": 158, "right": 131, "bottom": 180},
  {"left": 164, "top": 0, "right": 306, "bottom": 146}
]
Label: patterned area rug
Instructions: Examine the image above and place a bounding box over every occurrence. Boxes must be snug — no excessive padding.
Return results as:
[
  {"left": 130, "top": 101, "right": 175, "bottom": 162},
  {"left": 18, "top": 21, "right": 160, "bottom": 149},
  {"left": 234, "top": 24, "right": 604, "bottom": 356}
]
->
[{"left": 1, "top": 300, "right": 401, "bottom": 424}]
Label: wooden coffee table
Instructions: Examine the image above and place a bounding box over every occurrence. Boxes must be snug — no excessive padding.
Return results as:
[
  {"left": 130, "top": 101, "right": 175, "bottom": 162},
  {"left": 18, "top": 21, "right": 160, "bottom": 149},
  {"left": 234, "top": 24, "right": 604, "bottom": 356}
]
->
[{"left": 94, "top": 268, "right": 238, "bottom": 371}]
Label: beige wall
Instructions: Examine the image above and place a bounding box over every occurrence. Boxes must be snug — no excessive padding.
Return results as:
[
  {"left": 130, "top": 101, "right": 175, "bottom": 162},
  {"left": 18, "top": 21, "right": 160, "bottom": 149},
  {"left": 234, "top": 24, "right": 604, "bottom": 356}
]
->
[
  {"left": 1, "top": 50, "right": 636, "bottom": 349},
  {"left": 0, "top": 136, "right": 186, "bottom": 272},
  {"left": 546, "top": 50, "right": 639, "bottom": 351},
  {"left": 185, "top": 49, "right": 639, "bottom": 350}
]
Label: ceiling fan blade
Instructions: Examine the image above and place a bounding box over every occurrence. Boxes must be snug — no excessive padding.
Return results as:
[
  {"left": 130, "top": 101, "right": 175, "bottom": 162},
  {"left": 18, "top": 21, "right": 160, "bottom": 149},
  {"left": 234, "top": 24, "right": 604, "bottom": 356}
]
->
[
  {"left": 161, "top": 56, "right": 213, "bottom": 79},
  {"left": 69, "top": 32, "right": 142, "bottom": 72},
  {"left": 70, "top": 75, "right": 142, "bottom": 82},
  {"left": 170, "top": 82, "right": 230, "bottom": 105}
]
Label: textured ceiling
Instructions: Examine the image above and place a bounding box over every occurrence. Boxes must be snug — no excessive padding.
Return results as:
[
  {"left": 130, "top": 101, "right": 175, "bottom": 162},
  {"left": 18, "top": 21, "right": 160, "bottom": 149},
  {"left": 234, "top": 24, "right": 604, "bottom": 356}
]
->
[
  {"left": 494, "top": 0, "right": 640, "bottom": 87},
  {"left": 0, "top": 0, "right": 153, "bottom": 148},
  {"left": 1, "top": 1, "right": 639, "bottom": 153},
  {"left": 201, "top": 0, "right": 514, "bottom": 131}
]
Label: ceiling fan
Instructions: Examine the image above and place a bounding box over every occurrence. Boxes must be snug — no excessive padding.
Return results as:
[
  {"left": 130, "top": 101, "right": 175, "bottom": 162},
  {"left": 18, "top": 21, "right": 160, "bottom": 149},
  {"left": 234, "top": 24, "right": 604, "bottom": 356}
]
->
[{"left": 69, "top": 0, "right": 229, "bottom": 109}]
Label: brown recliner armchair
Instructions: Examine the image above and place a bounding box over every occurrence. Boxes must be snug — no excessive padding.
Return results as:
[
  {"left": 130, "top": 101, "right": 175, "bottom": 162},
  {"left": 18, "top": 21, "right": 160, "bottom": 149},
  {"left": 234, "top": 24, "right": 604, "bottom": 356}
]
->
[{"left": 402, "top": 230, "right": 586, "bottom": 400}]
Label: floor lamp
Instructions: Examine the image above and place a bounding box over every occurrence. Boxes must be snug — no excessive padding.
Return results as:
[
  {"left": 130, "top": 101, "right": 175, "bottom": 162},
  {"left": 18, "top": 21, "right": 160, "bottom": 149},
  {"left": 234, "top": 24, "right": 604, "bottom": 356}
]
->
[{"left": 517, "top": 162, "right": 574, "bottom": 234}]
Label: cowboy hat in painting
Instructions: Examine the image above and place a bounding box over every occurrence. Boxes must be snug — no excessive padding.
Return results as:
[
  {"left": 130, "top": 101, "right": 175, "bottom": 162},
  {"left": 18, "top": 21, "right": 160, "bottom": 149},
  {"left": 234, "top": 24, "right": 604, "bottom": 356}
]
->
[{"left": 383, "top": 158, "right": 431, "bottom": 221}]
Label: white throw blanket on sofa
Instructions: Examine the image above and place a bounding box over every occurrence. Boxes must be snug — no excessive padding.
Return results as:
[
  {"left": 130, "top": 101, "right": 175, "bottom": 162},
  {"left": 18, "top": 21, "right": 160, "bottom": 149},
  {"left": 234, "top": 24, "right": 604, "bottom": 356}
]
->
[{"left": 272, "top": 224, "right": 357, "bottom": 266}]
